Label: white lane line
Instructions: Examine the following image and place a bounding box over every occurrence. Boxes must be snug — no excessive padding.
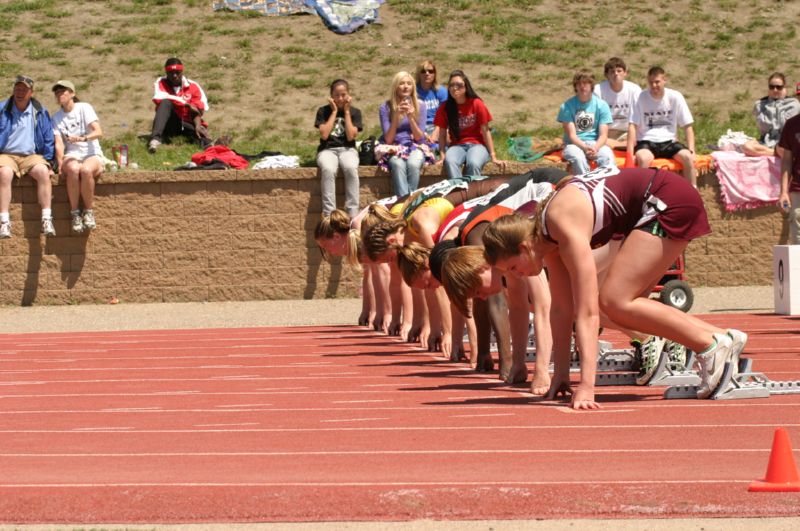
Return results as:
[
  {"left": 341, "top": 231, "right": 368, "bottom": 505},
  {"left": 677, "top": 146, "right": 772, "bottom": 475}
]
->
[
  {"left": 214, "top": 404, "right": 273, "bottom": 408},
  {"left": 0, "top": 448, "right": 784, "bottom": 457},
  {"left": 450, "top": 413, "right": 516, "bottom": 418},
  {"left": 331, "top": 400, "right": 392, "bottom": 404},
  {"left": 321, "top": 418, "right": 390, "bottom": 423},
  {"left": 255, "top": 387, "right": 309, "bottom": 391},
  {"left": 0, "top": 364, "right": 339, "bottom": 374},
  {"left": 362, "top": 384, "right": 409, "bottom": 387},
  {"left": 193, "top": 423, "right": 260, "bottom": 428},
  {"left": 71, "top": 427, "right": 134, "bottom": 431},
  {"left": 0, "top": 480, "right": 753, "bottom": 487},
  {"left": 0, "top": 353, "right": 333, "bottom": 364},
  {"left": 100, "top": 407, "right": 162, "bottom": 412},
  {"left": 557, "top": 407, "right": 636, "bottom": 414},
  {"left": 0, "top": 423, "right": 797, "bottom": 433},
  {"left": 309, "top": 372, "right": 360, "bottom": 376},
  {"left": 447, "top": 395, "right": 507, "bottom": 401}
]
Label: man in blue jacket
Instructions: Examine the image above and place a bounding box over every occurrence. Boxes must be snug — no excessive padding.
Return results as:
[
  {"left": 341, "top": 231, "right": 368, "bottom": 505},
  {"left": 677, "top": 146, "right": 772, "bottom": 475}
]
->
[{"left": 0, "top": 75, "right": 56, "bottom": 238}]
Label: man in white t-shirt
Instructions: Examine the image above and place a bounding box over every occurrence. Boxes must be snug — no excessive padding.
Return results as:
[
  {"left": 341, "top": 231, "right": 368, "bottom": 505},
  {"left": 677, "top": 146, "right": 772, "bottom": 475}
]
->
[
  {"left": 593, "top": 57, "right": 641, "bottom": 149},
  {"left": 627, "top": 66, "right": 696, "bottom": 185}
]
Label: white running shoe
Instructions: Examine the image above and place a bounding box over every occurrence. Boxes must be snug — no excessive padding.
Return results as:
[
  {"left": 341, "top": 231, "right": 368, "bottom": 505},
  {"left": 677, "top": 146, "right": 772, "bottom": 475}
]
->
[
  {"left": 82, "top": 210, "right": 96, "bottom": 230},
  {"left": 0, "top": 221, "right": 11, "bottom": 239},
  {"left": 635, "top": 335, "right": 666, "bottom": 385},
  {"left": 41, "top": 217, "right": 56, "bottom": 237},
  {"left": 696, "top": 333, "right": 734, "bottom": 399},
  {"left": 71, "top": 213, "right": 84, "bottom": 233},
  {"left": 727, "top": 329, "right": 748, "bottom": 377}
]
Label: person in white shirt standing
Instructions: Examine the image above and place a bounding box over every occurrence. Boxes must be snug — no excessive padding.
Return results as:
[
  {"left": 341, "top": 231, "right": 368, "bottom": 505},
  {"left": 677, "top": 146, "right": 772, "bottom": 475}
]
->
[
  {"left": 52, "top": 80, "right": 103, "bottom": 233},
  {"left": 593, "top": 57, "right": 641, "bottom": 149},
  {"left": 627, "top": 66, "right": 696, "bottom": 186}
]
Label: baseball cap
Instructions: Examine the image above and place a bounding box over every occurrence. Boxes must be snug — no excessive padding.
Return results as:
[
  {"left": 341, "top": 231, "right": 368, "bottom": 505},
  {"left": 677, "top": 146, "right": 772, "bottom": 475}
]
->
[
  {"left": 14, "top": 75, "right": 34, "bottom": 89},
  {"left": 52, "top": 80, "right": 76, "bottom": 93}
]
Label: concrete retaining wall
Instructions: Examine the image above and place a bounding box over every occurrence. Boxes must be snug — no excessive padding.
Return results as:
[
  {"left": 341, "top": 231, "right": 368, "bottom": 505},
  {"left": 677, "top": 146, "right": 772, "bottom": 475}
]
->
[{"left": 0, "top": 164, "right": 784, "bottom": 306}]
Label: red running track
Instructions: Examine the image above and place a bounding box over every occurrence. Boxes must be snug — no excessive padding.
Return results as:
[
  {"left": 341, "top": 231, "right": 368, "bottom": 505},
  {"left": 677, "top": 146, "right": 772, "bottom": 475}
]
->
[{"left": 0, "top": 313, "right": 799, "bottom": 523}]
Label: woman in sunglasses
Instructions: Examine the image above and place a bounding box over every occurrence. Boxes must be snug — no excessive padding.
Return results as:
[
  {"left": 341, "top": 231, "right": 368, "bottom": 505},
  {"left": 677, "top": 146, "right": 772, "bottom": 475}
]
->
[
  {"left": 434, "top": 70, "right": 506, "bottom": 181},
  {"left": 415, "top": 60, "right": 447, "bottom": 145},
  {"left": 743, "top": 72, "right": 800, "bottom": 158}
]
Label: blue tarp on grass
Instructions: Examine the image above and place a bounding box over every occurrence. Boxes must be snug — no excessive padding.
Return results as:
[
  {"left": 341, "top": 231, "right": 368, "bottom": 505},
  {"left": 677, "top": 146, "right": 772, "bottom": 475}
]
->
[{"left": 212, "top": 0, "right": 384, "bottom": 34}]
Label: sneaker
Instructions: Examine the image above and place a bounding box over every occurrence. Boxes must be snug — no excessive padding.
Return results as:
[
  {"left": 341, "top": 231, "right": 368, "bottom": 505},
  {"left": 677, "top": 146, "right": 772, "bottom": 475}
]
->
[
  {"left": 727, "top": 329, "right": 748, "bottom": 377},
  {"left": 663, "top": 339, "right": 688, "bottom": 369},
  {"left": 695, "top": 333, "right": 734, "bottom": 399},
  {"left": 0, "top": 221, "right": 10, "bottom": 239},
  {"left": 82, "top": 210, "right": 96, "bottom": 230},
  {"left": 71, "top": 213, "right": 84, "bottom": 233},
  {"left": 148, "top": 138, "right": 161, "bottom": 153},
  {"left": 41, "top": 217, "right": 56, "bottom": 237},
  {"left": 635, "top": 336, "right": 666, "bottom": 385}
]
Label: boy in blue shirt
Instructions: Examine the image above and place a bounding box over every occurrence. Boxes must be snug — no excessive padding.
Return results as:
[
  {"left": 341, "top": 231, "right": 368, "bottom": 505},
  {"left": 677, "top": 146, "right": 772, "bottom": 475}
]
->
[{"left": 557, "top": 70, "right": 616, "bottom": 175}]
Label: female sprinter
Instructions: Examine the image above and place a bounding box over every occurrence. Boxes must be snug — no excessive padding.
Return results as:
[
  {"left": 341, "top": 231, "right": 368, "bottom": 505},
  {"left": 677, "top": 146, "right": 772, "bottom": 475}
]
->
[{"left": 481, "top": 166, "right": 747, "bottom": 409}]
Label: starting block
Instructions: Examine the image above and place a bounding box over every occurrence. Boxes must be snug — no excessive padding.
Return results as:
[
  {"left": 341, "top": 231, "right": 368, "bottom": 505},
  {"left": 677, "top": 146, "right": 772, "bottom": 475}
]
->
[
  {"left": 646, "top": 347, "right": 700, "bottom": 387},
  {"left": 664, "top": 357, "right": 800, "bottom": 400}
]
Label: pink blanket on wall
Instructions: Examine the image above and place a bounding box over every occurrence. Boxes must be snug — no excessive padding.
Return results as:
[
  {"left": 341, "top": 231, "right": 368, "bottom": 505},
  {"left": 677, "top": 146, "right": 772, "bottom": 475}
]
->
[{"left": 712, "top": 151, "right": 781, "bottom": 211}]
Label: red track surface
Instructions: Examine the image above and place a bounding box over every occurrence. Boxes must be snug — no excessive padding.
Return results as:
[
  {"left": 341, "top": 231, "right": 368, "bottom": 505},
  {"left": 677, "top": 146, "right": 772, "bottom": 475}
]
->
[{"left": 1, "top": 313, "right": 799, "bottom": 523}]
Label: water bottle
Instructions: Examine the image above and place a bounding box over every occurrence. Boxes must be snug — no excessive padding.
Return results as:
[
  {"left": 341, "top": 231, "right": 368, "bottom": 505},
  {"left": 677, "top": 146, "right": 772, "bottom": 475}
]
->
[{"left": 120, "top": 144, "right": 129, "bottom": 167}]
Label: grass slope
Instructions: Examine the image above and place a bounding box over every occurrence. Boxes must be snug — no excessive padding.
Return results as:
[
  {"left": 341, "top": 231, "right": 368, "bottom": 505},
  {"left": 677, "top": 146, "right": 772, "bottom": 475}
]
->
[{"left": 2, "top": 0, "right": 799, "bottom": 169}]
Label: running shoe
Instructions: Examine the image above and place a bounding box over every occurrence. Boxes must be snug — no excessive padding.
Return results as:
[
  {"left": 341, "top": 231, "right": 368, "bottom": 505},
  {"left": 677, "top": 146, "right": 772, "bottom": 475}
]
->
[
  {"left": 82, "top": 210, "right": 96, "bottom": 230},
  {"left": 695, "top": 333, "right": 734, "bottom": 399},
  {"left": 148, "top": 138, "right": 161, "bottom": 153},
  {"left": 71, "top": 212, "right": 84, "bottom": 233},
  {"left": 635, "top": 335, "right": 666, "bottom": 385},
  {"left": 727, "top": 328, "right": 748, "bottom": 376},
  {"left": 41, "top": 217, "right": 56, "bottom": 237},
  {"left": 0, "top": 221, "right": 10, "bottom": 239},
  {"left": 663, "top": 339, "right": 688, "bottom": 369}
]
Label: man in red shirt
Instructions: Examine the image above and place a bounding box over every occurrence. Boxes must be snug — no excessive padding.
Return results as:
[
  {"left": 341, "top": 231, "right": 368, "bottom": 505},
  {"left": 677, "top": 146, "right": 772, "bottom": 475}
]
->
[{"left": 148, "top": 57, "right": 211, "bottom": 153}]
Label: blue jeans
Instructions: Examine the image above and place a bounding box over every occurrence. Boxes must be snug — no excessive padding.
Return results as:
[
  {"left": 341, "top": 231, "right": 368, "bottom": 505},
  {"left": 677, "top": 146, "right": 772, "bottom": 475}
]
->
[
  {"left": 444, "top": 143, "right": 489, "bottom": 180},
  {"left": 562, "top": 142, "right": 616, "bottom": 175},
  {"left": 389, "top": 150, "right": 424, "bottom": 197}
]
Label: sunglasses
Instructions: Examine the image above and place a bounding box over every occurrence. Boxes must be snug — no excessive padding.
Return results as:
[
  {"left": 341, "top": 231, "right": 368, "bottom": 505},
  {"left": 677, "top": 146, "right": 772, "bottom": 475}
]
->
[
  {"left": 769, "top": 84, "right": 785, "bottom": 90},
  {"left": 449, "top": 82, "right": 465, "bottom": 89},
  {"left": 422, "top": 69, "right": 435, "bottom": 74}
]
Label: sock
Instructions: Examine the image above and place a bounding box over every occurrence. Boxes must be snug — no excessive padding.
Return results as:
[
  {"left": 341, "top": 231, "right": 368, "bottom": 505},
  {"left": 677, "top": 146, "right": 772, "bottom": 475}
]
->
[
  {"left": 0, "top": 212, "right": 9, "bottom": 223},
  {"left": 84, "top": 209, "right": 93, "bottom": 214},
  {"left": 71, "top": 209, "right": 80, "bottom": 217},
  {"left": 698, "top": 338, "right": 718, "bottom": 356},
  {"left": 42, "top": 208, "right": 52, "bottom": 220}
]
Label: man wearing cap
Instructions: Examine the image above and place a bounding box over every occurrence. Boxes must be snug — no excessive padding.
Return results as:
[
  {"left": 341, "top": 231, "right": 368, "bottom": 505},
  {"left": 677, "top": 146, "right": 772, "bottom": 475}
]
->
[
  {"left": 148, "top": 57, "right": 211, "bottom": 153},
  {"left": 0, "top": 75, "right": 57, "bottom": 238}
]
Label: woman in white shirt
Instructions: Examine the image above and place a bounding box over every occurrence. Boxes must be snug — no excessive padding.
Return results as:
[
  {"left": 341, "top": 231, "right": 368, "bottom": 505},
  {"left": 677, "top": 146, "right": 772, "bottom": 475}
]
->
[{"left": 52, "top": 80, "right": 103, "bottom": 233}]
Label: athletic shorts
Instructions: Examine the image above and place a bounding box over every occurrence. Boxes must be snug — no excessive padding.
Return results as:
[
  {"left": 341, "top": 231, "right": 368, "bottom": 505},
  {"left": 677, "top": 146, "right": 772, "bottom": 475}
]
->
[
  {"left": 634, "top": 140, "right": 687, "bottom": 159},
  {"left": 635, "top": 219, "right": 668, "bottom": 238}
]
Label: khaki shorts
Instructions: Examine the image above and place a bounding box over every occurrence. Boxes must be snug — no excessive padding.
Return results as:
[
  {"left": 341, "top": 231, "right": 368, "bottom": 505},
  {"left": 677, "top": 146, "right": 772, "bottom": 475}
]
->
[{"left": 0, "top": 153, "right": 50, "bottom": 178}]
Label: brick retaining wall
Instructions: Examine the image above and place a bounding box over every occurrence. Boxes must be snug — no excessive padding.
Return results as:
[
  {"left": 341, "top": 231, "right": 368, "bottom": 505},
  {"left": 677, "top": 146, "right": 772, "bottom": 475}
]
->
[{"left": 0, "top": 164, "right": 784, "bottom": 306}]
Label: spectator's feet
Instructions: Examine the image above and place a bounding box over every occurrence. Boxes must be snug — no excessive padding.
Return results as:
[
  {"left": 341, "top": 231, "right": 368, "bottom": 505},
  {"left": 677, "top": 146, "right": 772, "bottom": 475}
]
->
[
  {"left": 71, "top": 212, "right": 84, "bottom": 234},
  {"left": 696, "top": 333, "right": 734, "bottom": 399},
  {"left": 634, "top": 335, "right": 665, "bottom": 385},
  {"left": 148, "top": 138, "right": 161, "bottom": 153},
  {"left": 0, "top": 221, "right": 11, "bottom": 239},
  {"left": 41, "top": 217, "right": 56, "bottom": 237},
  {"left": 82, "top": 210, "right": 96, "bottom": 230},
  {"left": 214, "top": 135, "right": 233, "bottom": 146}
]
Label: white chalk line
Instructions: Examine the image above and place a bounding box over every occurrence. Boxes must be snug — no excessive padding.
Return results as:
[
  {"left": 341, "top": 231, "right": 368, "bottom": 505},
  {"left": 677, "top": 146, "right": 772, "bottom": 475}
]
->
[
  {"left": 0, "top": 423, "right": 796, "bottom": 433},
  {"left": 0, "top": 448, "right": 786, "bottom": 457},
  {"left": 0, "top": 479, "right": 753, "bottom": 488},
  {"left": 320, "top": 418, "right": 390, "bottom": 423}
]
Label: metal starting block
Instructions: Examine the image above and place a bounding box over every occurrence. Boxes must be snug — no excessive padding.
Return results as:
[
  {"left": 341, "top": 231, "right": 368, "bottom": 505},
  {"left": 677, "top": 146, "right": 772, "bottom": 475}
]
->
[
  {"left": 646, "top": 348, "right": 700, "bottom": 387},
  {"left": 664, "top": 357, "right": 800, "bottom": 400}
]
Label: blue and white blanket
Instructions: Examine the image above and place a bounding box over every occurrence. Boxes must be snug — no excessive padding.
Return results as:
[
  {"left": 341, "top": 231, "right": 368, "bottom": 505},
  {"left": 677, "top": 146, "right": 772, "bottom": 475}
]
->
[{"left": 212, "top": 0, "right": 384, "bottom": 34}]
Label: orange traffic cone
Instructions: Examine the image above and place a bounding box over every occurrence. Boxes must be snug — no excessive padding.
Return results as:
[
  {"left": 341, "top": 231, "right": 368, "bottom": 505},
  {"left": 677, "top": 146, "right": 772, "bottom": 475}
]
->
[{"left": 748, "top": 427, "right": 800, "bottom": 492}]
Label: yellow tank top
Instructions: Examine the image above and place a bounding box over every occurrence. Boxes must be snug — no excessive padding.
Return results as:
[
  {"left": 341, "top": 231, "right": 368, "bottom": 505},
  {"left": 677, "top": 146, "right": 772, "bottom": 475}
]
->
[{"left": 405, "top": 197, "right": 454, "bottom": 238}]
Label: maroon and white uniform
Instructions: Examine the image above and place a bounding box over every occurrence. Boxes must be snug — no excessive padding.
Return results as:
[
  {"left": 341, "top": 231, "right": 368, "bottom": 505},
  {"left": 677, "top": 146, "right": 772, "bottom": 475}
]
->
[{"left": 541, "top": 166, "right": 711, "bottom": 248}]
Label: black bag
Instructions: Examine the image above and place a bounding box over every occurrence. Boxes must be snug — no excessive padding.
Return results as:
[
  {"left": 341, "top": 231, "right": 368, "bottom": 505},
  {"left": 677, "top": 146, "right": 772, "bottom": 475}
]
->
[{"left": 358, "top": 136, "right": 376, "bottom": 166}]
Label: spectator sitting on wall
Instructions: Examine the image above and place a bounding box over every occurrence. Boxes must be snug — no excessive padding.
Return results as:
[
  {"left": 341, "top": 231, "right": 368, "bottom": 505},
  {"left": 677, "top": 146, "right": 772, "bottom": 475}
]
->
[
  {"left": 0, "top": 75, "right": 56, "bottom": 239},
  {"left": 627, "top": 66, "right": 696, "bottom": 186},
  {"left": 742, "top": 72, "right": 800, "bottom": 158},
  {"left": 148, "top": 57, "right": 211, "bottom": 153},
  {"left": 557, "top": 70, "right": 616, "bottom": 175},
  {"left": 593, "top": 57, "right": 641, "bottom": 150},
  {"left": 415, "top": 59, "right": 447, "bottom": 145}
]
